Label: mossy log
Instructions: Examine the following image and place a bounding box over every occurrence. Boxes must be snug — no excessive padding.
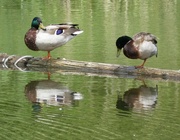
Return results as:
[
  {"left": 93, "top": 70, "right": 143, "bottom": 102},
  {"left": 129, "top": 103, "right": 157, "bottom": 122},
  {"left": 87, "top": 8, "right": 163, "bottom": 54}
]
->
[{"left": 0, "top": 53, "right": 180, "bottom": 81}]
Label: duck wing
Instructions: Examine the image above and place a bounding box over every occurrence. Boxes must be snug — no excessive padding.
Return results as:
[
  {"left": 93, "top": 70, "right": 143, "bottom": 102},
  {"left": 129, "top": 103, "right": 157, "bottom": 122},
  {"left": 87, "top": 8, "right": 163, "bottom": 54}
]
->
[
  {"left": 133, "top": 32, "right": 157, "bottom": 44},
  {"left": 133, "top": 32, "right": 158, "bottom": 57},
  {"left": 40, "top": 23, "right": 81, "bottom": 35}
]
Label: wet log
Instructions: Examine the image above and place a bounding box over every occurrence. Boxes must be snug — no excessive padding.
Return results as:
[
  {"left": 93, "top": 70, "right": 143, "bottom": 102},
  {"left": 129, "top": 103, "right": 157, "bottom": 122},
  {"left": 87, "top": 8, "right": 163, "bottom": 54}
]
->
[{"left": 0, "top": 53, "right": 180, "bottom": 81}]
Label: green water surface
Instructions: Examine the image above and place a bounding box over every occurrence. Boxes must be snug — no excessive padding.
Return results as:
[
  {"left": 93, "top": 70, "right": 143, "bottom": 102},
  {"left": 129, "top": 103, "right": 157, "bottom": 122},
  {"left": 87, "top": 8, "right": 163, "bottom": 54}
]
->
[{"left": 0, "top": 0, "right": 180, "bottom": 140}]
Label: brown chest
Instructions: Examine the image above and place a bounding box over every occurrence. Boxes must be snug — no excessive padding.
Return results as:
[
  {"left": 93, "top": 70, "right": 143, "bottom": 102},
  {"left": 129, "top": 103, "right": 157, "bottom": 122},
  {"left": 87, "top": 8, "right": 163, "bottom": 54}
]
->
[
  {"left": 123, "top": 41, "right": 140, "bottom": 59},
  {"left": 24, "top": 29, "right": 39, "bottom": 51}
]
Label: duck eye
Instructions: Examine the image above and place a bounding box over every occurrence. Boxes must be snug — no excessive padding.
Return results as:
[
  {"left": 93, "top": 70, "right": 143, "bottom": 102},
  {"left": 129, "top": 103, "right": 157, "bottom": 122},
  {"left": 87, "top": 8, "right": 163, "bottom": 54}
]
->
[{"left": 56, "top": 29, "right": 63, "bottom": 35}]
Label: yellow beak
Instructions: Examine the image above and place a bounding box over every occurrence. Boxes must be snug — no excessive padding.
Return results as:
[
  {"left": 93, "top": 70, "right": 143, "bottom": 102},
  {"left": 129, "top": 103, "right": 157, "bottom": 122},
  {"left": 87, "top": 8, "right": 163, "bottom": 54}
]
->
[
  {"left": 116, "top": 48, "right": 121, "bottom": 57},
  {"left": 39, "top": 23, "right": 46, "bottom": 30}
]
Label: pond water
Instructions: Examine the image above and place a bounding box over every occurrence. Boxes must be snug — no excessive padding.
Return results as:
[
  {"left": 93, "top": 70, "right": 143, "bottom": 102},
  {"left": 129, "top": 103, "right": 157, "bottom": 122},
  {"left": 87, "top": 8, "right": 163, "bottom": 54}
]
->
[{"left": 0, "top": 0, "right": 180, "bottom": 140}]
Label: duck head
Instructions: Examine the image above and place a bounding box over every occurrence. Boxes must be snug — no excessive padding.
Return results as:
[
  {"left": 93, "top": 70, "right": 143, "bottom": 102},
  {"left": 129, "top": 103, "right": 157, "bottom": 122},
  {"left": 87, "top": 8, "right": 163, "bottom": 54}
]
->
[
  {"left": 116, "top": 36, "right": 132, "bottom": 57},
  {"left": 31, "top": 17, "right": 46, "bottom": 30}
]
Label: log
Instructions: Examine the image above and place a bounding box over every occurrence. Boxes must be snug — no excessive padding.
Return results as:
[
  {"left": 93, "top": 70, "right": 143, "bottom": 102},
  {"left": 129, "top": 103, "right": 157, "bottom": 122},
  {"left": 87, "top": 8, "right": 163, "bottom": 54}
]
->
[{"left": 0, "top": 53, "right": 180, "bottom": 81}]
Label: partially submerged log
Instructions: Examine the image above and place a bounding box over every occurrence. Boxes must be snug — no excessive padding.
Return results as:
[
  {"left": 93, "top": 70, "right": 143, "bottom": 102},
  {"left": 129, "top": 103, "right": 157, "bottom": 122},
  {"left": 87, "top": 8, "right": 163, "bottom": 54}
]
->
[{"left": 0, "top": 53, "right": 180, "bottom": 81}]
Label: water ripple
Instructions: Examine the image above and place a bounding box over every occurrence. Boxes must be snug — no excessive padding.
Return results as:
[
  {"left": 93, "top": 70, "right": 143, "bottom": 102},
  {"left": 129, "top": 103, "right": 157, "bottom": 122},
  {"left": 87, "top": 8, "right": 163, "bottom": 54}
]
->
[{"left": 33, "top": 113, "right": 122, "bottom": 140}]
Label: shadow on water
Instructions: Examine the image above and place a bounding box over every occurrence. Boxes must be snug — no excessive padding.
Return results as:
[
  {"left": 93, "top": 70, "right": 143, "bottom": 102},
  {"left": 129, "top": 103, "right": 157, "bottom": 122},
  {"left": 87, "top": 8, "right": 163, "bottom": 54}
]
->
[
  {"left": 24, "top": 75, "right": 83, "bottom": 113},
  {"left": 116, "top": 81, "right": 158, "bottom": 113}
]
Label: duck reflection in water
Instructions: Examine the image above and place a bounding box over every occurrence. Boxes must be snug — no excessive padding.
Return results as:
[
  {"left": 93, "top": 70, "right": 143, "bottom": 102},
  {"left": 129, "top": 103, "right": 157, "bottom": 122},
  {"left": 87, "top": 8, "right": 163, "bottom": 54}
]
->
[
  {"left": 25, "top": 79, "right": 83, "bottom": 111},
  {"left": 116, "top": 83, "right": 158, "bottom": 112}
]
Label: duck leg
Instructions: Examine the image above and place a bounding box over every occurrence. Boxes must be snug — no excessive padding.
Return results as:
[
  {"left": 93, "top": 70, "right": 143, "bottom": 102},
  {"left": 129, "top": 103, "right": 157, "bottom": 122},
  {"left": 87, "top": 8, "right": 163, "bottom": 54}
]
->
[
  {"left": 47, "top": 51, "right": 51, "bottom": 59},
  {"left": 135, "top": 59, "right": 147, "bottom": 69},
  {"left": 42, "top": 51, "right": 51, "bottom": 59}
]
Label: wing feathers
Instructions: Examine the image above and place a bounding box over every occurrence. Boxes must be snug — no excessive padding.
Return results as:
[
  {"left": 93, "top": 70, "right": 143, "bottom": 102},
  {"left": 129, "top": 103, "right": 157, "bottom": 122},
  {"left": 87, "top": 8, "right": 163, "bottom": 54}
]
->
[
  {"left": 40, "top": 23, "right": 80, "bottom": 35},
  {"left": 133, "top": 32, "right": 157, "bottom": 44}
]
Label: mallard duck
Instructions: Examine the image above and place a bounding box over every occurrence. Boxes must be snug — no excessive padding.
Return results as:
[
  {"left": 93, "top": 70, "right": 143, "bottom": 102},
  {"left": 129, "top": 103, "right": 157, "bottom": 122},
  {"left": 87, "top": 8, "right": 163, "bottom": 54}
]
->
[
  {"left": 24, "top": 17, "right": 83, "bottom": 59},
  {"left": 116, "top": 32, "right": 158, "bottom": 68},
  {"left": 25, "top": 79, "right": 83, "bottom": 106},
  {"left": 116, "top": 85, "right": 158, "bottom": 111}
]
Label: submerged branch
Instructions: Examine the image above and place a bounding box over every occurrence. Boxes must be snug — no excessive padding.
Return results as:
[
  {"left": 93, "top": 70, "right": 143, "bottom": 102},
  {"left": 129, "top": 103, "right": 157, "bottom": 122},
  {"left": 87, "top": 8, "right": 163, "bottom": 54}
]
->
[{"left": 0, "top": 53, "right": 180, "bottom": 81}]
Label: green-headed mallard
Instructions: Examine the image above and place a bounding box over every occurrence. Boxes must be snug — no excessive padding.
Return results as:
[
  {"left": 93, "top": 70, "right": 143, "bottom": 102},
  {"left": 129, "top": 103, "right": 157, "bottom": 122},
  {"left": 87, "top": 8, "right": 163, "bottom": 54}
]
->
[
  {"left": 116, "top": 32, "right": 158, "bottom": 68},
  {"left": 24, "top": 17, "right": 83, "bottom": 59}
]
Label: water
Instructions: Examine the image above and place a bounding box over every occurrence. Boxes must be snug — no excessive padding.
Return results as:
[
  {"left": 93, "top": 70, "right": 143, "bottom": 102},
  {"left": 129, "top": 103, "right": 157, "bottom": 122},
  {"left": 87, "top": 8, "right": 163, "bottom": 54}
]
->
[{"left": 0, "top": 0, "right": 180, "bottom": 139}]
